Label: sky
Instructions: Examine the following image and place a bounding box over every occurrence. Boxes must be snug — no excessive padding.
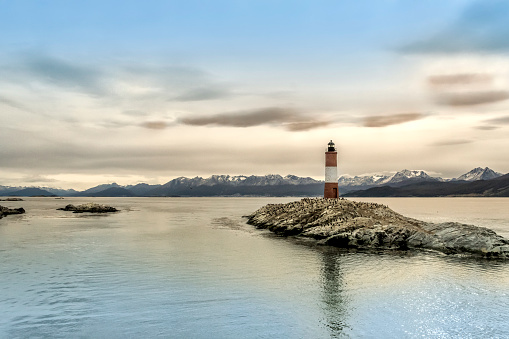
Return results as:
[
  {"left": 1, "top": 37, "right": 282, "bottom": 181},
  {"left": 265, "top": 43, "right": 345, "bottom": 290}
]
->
[{"left": 1, "top": 0, "right": 509, "bottom": 189}]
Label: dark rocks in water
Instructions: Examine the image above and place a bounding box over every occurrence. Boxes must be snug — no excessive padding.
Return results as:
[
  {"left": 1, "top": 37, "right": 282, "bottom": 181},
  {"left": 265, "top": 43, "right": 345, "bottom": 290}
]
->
[
  {"left": 0, "top": 205, "right": 26, "bottom": 219},
  {"left": 247, "top": 198, "right": 509, "bottom": 259},
  {"left": 0, "top": 198, "right": 24, "bottom": 201},
  {"left": 57, "top": 203, "right": 118, "bottom": 213}
]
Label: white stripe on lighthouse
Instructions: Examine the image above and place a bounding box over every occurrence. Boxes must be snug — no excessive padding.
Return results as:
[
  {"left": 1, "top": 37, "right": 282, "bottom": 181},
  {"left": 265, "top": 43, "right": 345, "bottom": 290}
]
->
[{"left": 325, "top": 167, "right": 337, "bottom": 183}]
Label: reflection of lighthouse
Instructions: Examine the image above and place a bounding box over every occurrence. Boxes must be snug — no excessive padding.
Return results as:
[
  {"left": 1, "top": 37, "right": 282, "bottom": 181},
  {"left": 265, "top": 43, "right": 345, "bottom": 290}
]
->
[{"left": 324, "top": 140, "right": 338, "bottom": 198}]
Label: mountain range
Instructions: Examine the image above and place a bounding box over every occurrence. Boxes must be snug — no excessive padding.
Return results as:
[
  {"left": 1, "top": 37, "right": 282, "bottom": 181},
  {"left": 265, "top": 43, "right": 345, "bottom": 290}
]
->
[
  {"left": 341, "top": 167, "right": 509, "bottom": 197},
  {"left": 338, "top": 167, "right": 503, "bottom": 193},
  {"left": 0, "top": 168, "right": 505, "bottom": 197},
  {"left": 343, "top": 173, "right": 509, "bottom": 197},
  {"left": 338, "top": 169, "right": 439, "bottom": 192},
  {"left": 0, "top": 174, "right": 323, "bottom": 197}
]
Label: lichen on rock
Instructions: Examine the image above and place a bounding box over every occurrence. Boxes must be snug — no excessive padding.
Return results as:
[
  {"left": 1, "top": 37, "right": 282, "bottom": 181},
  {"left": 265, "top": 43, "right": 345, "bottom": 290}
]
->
[{"left": 246, "top": 198, "right": 509, "bottom": 259}]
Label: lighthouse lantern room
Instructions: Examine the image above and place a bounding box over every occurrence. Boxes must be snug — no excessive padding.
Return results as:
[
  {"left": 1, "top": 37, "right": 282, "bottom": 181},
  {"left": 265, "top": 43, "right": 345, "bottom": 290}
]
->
[{"left": 324, "top": 140, "right": 339, "bottom": 198}]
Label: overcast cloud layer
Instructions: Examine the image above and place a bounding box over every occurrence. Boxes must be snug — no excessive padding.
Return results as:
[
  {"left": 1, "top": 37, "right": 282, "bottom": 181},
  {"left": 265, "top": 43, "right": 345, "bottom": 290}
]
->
[{"left": 1, "top": 0, "right": 509, "bottom": 189}]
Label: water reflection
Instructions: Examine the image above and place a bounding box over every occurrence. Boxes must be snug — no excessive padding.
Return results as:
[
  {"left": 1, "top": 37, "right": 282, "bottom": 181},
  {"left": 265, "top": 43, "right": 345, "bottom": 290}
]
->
[{"left": 319, "top": 249, "right": 349, "bottom": 338}]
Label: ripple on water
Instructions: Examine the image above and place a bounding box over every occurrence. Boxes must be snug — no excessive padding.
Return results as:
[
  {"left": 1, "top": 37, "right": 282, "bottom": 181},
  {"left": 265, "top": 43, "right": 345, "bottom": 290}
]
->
[
  {"left": 336, "top": 251, "right": 509, "bottom": 338},
  {"left": 1, "top": 197, "right": 509, "bottom": 338}
]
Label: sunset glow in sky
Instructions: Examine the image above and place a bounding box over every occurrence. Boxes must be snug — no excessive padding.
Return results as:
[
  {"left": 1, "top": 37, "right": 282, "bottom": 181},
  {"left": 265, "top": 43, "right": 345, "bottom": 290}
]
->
[{"left": 1, "top": 0, "right": 509, "bottom": 189}]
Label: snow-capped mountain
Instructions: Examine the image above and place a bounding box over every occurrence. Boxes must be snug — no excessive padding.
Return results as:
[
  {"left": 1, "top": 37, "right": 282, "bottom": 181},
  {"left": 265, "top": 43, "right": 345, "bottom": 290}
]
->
[
  {"left": 160, "top": 174, "right": 320, "bottom": 188},
  {"left": 454, "top": 167, "right": 502, "bottom": 182},
  {"left": 144, "top": 174, "right": 322, "bottom": 197},
  {"left": 382, "top": 169, "right": 437, "bottom": 185},
  {"left": 338, "top": 169, "right": 438, "bottom": 187},
  {"left": 338, "top": 174, "right": 389, "bottom": 187},
  {"left": 283, "top": 174, "right": 322, "bottom": 185},
  {"left": 338, "top": 167, "right": 505, "bottom": 194}
]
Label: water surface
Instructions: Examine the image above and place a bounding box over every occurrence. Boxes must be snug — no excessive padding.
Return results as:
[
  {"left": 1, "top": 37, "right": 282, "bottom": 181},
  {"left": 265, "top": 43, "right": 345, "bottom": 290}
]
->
[{"left": 1, "top": 197, "right": 508, "bottom": 338}]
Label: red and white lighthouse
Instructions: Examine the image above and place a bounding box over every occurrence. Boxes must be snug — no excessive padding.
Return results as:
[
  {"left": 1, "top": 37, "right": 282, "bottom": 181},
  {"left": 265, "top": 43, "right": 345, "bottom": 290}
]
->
[{"left": 324, "top": 140, "right": 338, "bottom": 199}]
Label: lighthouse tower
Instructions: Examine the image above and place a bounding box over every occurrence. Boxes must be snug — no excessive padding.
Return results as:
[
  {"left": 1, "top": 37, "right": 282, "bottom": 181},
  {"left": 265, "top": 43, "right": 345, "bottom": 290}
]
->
[{"left": 324, "top": 140, "right": 338, "bottom": 199}]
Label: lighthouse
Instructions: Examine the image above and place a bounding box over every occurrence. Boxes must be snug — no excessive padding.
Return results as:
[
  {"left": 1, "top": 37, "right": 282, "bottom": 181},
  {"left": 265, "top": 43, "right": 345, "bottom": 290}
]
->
[{"left": 324, "top": 140, "right": 338, "bottom": 198}]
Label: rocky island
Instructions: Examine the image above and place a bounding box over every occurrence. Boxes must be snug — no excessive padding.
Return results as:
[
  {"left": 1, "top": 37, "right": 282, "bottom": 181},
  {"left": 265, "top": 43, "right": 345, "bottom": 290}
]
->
[
  {"left": 247, "top": 198, "right": 509, "bottom": 259},
  {"left": 57, "top": 203, "right": 118, "bottom": 213},
  {"left": 0, "top": 205, "right": 25, "bottom": 219}
]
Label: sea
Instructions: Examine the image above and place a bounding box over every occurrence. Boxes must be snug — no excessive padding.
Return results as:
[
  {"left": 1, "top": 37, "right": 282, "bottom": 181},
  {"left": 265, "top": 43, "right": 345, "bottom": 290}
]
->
[{"left": 1, "top": 197, "right": 508, "bottom": 338}]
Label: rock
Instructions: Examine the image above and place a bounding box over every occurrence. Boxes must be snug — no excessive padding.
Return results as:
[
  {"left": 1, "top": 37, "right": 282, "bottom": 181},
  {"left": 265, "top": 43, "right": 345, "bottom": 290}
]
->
[
  {"left": 246, "top": 198, "right": 509, "bottom": 259},
  {"left": 0, "top": 198, "right": 24, "bottom": 201},
  {"left": 57, "top": 203, "right": 118, "bottom": 213},
  {"left": 0, "top": 205, "right": 26, "bottom": 219}
]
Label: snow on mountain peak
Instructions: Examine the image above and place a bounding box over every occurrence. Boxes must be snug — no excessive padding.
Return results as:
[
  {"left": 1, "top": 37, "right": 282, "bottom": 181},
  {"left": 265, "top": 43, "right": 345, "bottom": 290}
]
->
[
  {"left": 456, "top": 167, "right": 502, "bottom": 181},
  {"left": 380, "top": 169, "right": 432, "bottom": 185},
  {"left": 338, "top": 169, "right": 435, "bottom": 187},
  {"left": 161, "top": 174, "right": 320, "bottom": 187}
]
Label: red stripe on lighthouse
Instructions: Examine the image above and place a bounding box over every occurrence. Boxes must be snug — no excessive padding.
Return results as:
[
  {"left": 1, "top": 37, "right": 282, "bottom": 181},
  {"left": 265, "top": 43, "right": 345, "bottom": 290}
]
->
[
  {"left": 325, "top": 155, "right": 337, "bottom": 167},
  {"left": 324, "top": 182, "right": 338, "bottom": 199}
]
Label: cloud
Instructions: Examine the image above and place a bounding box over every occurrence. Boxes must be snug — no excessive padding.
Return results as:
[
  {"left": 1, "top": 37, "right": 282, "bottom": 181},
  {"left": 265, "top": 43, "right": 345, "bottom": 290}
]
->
[
  {"left": 180, "top": 107, "right": 297, "bottom": 127},
  {"left": 474, "top": 125, "right": 500, "bottom": 130},
  {"left": 431, "top": 139, "right": 474, "bottom": 147},
  {"left": 98, "top": 120, "right": 132, "bottom": 129},
  {"left": 426, "top": 70, "right": 509, "bottom": 107},
  {"left": 140, "top": 121, "right": 169, "bottom": 130},
  {"left": 483, "top": 115, "right": 509, "bottom": 125},
  {"left": 121, "top": 64, "right": 208, "bottom": 87},
  {"left": 400, "top": 0, "right": 509, "bottom": 54},
  {"left": 434, "top": 90, "right": 509, "bottom": 106},
  {"left": 362, "top": 113, "right": 426, "bottom": 128},
  {"left": 427, "top": 73, "right": 493, "bottom": 87},
  {"left": 0, "top": 128, "right": 317, "bottom": 179},
  {"left": 284, "top": 121, "right": 331, "bottom": 131},
  {"left": 0, "top": 95, "right": 30, "bottom": 112},
  {"left": 22, "top": 54, "right": 107, "bottom": 95},
  {"left": 22, "top": 175, "right": 57, "bottom": 183},
  {"left": 1, "top": 52, "right": 232, "bottom": 106},
  {"left": 122, "top": 110, "right": 148, "bottom": 117},
  {"left": 174, "top": 87, "right": 231, "bottom": 101},
  {"left": 179, "top": 107, "right": 330, "bottom": 131},
  {"left": 117, "top": 64, "right": 229, "bottom": 101}
]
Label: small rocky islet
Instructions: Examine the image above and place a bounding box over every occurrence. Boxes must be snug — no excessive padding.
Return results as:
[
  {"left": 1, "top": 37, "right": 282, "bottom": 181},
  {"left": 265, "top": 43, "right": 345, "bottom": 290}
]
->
[
  {"left": 247, "top": 198, "right": 509, "bottom": 259},
  {"left": 0, "top": 205, "right": 25, "bottom": 219},
  {"left": 1, "top": 202, "right": 118, "bottom": 219},
  {"left": 57, "top": 203, "right": 118, "bottom": 213}
]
